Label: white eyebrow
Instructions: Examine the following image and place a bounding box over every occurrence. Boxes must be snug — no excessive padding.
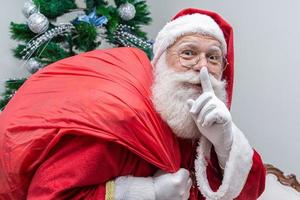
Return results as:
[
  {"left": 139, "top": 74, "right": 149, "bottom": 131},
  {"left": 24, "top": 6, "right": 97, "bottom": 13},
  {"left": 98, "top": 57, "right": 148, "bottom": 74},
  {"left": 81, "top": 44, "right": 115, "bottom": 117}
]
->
[
  {"left": 177, "top": 42, "right": 197, "bottom": 47},
  {"left": 208, "top": 46, "right": 222, "bottom": 52}
]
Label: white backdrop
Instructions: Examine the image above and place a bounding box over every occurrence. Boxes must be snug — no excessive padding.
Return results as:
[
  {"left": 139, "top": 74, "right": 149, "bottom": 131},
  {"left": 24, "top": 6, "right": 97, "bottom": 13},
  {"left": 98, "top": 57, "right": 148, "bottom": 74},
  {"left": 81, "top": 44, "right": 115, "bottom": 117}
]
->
[{"left": 1, "top": 0, "right": 300, "bottom": 177}]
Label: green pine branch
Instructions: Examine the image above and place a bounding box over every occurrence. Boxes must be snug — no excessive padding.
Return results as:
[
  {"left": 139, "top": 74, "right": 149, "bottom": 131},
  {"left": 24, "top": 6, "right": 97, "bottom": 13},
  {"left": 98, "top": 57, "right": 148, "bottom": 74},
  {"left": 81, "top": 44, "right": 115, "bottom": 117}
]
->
[
  {"left": 125, "top": 0, "right": 152, "bottom": 27},
  {"left": 13, "top": 44, "right": 27, "bottom": 59},
  {"left": 13, "top": 42, "right": 71, "bottom": 64},
  {"left": 73, "top": 22, "right": 100, "bottom": 52},
  {"left": 85, "top": 0, "right": 108, "bottom": 13},
  {"left": 33, "top": 0, "right": 78, "bottom": 19},
  {"left": 0, "top": 78, "right": 27, "bottom": 111},
  {"left": 36, "top": 42, "right": 72, "bottom": 64},
  {"left": 10, "top": 22, "right": 36, "bottom": 42}
]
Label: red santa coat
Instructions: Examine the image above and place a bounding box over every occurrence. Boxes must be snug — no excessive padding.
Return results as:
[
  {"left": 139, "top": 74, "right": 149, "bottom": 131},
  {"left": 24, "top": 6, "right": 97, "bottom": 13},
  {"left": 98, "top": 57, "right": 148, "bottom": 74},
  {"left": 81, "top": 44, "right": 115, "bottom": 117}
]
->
[{"left": 0, "top": 47, "right": 265, "bottom": 200}]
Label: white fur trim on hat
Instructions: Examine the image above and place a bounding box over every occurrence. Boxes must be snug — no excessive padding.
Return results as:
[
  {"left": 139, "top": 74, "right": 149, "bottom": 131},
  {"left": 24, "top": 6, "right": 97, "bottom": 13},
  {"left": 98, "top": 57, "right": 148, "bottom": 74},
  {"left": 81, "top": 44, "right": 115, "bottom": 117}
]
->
[
  {"left": 152, "top": 13, "right": 227, "bottom": 66},
  {"left": 194, "top": 123, "right": 253, "bottom": 200}
]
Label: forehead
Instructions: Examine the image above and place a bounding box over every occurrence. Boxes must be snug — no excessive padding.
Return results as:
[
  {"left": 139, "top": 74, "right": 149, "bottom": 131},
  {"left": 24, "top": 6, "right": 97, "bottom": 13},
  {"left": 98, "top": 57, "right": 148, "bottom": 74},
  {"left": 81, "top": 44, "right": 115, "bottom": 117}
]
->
[{"left": 169, "top": 33, "right": 221, "bottom": 50}]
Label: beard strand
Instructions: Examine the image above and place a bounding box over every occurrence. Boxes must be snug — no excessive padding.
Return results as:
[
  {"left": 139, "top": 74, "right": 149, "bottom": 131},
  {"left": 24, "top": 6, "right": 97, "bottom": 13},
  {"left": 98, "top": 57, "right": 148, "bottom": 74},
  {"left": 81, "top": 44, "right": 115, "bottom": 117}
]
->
[{"left": 151, "top": 52, "right": 227, "bottom": 139}]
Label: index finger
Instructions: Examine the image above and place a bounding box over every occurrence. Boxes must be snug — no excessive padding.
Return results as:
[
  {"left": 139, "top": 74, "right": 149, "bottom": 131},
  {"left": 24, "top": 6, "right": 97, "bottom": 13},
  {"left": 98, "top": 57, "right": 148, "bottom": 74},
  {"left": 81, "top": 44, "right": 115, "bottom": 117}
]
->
[{"left": 200, "top": 67, "right": 213, "bottom": 92}]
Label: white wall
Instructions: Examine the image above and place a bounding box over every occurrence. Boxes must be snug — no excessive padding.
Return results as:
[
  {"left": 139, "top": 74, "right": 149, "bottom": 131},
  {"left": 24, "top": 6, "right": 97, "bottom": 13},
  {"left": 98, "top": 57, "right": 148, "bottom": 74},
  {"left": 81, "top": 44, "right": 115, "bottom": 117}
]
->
[{"left": 1, "top": 0, "right": 300, "bottom": 177}]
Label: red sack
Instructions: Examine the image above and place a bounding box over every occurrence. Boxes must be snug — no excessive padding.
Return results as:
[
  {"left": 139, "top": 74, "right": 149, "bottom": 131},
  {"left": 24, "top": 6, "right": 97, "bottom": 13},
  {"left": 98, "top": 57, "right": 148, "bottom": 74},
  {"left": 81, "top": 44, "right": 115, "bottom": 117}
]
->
[{"left": 0, "top": 47, "right": 180, "bottom": 198}]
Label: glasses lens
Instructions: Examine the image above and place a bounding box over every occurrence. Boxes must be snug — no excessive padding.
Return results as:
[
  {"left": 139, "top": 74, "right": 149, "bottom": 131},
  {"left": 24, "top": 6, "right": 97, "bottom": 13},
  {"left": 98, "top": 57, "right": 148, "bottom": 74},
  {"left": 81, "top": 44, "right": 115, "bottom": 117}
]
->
[
  {"left": 207, "top": 54, "right": 223, "bottom": 65},
  {"left": 178, "top": 49, "right": 199, "bottom": 68},
  {"left": 179, "top": 56, "right": 199, "bottom": 68}
]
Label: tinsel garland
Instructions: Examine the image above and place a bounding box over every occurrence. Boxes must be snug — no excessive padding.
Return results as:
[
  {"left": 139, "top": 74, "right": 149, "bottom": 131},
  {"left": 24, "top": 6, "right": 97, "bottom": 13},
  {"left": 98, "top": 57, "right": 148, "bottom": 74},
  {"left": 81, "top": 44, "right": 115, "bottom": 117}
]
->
[
  {"left": 114, "top": 24, "right": 152, "bottom": 51},
  {"left": 20, "top": 23, "right": 75, "bottom": 60}
]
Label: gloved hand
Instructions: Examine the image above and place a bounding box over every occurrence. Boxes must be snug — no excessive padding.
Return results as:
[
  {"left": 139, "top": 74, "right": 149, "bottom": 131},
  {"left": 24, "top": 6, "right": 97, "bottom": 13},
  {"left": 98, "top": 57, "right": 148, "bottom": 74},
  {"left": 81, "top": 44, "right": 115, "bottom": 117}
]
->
[
  {"left": 114, "top": 168, "right": 192, "bottom": 200},
  {"left": 154, "top": 168, "right": 192, "bottom": 200},
  {"left": 187, "top": 67, "right": 233, "bottom": 168}
]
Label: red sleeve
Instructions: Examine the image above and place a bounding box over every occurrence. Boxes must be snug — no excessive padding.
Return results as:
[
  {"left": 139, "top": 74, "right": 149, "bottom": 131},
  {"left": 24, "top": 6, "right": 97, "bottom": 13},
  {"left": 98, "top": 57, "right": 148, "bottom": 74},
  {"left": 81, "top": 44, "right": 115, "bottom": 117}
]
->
[
  {"left": 26, "top": 134, "right": 131, "bottom": 199},
  {"left": 235, "top": 150, "right": 266, "bottom": 200},
  {"left": 27, "top": 135, "right": 110, "bottom": 200},
  {"left": 27, "top": 134, "right": 157, "bottom": 200},
  {"left": 206, "top": 149, "right": 266, "bottom": 200}
]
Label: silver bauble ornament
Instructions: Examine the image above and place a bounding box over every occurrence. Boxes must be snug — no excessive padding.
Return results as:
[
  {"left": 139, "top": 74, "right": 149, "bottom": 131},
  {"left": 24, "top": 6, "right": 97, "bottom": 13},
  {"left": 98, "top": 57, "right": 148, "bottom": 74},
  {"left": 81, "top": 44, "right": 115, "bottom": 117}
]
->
[
  {"left": 117, "top": 3, "right": 136, "bottom": 21},
  {"left": 22, "top": 0, "right": 38, "bottom": 18},
  {"left": 26, "top": 58, "right": 41, "bottom": 73},
  {"left": 27, "top": 13, "right": 49, "bottom": 34}
]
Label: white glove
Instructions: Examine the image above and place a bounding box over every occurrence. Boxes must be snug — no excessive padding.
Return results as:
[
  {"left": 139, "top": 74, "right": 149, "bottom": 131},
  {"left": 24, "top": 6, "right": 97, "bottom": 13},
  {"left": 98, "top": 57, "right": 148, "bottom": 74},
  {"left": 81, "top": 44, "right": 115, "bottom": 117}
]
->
[
  {"left": 114, "top": 176, "right": 155, "bottom": 200},
  {"left": 187, "top": 67, "right": 233, "bottom": 168},
  {"left": 154, "top": 168, "right": 192, "bottom": 200},
  {"left": 114, "top": 168, "right": 192, "bottom": 200}
]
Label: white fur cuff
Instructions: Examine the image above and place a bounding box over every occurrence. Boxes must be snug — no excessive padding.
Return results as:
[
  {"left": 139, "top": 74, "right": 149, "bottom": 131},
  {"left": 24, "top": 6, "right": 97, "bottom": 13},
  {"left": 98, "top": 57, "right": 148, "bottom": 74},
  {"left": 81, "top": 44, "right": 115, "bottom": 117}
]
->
[
  {"left": 195, "top": 123, "right": 254, "bottom": 200},
  {"left": 115, "top": 176, "right": 155, "bottom": 200}
]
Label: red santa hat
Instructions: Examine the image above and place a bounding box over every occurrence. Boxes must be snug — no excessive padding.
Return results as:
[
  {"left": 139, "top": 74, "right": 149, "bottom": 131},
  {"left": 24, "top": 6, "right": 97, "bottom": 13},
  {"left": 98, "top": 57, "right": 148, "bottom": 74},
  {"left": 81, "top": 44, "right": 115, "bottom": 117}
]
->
[{"left": 152, "top": 8, "right": 234, "bottom": 109}]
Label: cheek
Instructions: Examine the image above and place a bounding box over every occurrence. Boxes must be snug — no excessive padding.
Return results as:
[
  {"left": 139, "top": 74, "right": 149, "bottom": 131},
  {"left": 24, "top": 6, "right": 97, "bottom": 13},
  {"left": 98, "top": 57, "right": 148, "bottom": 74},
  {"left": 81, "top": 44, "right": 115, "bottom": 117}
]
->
[
  {"left": 208, "top": 66, "right": 222, "bottom": 79},
  {"left": 166, "top": 54, "right": 187, "bottom": 72}
]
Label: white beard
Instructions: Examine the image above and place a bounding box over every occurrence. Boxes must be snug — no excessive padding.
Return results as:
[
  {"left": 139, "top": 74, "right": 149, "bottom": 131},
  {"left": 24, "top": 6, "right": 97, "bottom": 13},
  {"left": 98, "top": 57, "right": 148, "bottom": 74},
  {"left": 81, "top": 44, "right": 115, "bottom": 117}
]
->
[{"left": 151, "top": 52, "right": 227, "bottom": 139}]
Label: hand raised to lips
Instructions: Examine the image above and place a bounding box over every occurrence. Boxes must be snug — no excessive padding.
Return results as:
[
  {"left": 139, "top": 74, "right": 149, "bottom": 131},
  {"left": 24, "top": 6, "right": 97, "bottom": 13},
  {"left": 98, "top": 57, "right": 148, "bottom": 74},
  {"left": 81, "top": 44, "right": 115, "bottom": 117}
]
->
[{"left": 186, "top": 67, "right": 234, "bottom": 168}]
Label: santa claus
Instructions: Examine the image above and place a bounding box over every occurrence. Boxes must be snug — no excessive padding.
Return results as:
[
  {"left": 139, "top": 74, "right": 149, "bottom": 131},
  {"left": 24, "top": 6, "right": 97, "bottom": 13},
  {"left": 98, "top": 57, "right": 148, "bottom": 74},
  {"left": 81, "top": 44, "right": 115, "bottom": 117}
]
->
[{"left": 0, "top": 8, "right": 265, "bottom": 200}]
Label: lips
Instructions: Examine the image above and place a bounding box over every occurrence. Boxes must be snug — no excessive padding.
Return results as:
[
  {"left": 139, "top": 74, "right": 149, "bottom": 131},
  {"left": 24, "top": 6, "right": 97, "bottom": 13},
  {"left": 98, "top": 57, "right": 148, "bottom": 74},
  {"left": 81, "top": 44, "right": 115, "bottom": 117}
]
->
[
  {"left": 190, "top": 84, "right": 201, "bottom": 90},
  {"left": 183, "top": 82, "right": 202, "bottom": 90}
]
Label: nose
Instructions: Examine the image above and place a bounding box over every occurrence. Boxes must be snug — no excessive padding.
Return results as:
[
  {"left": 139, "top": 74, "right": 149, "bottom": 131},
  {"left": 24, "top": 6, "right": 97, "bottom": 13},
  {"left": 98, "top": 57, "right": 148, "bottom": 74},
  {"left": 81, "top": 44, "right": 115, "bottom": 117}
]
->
[{"left": 192, "top": 55, "right": 208, "bottom": 71}]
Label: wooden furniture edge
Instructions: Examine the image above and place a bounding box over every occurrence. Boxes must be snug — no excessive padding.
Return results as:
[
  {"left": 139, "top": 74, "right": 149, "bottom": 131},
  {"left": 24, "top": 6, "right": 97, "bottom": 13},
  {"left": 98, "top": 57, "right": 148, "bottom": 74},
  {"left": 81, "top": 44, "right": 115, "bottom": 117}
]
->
[{"left": 264, "top": 164, "right": 300, "bottom": 192}]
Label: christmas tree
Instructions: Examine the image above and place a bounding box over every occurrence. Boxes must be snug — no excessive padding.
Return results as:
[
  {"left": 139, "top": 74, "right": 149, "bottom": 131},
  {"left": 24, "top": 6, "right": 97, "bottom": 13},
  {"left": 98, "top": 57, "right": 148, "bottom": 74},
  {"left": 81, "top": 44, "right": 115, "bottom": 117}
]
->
[{"left": 0, "top": 0, "right": 153, "bottom": 111}]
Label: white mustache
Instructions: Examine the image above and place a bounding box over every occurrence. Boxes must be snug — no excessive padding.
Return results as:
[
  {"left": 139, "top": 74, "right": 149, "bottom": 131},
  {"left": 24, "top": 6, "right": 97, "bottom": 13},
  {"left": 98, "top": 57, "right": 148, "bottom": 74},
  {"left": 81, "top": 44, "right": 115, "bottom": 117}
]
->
[
  {"left": 171, "top": 71, "right": 201, "bottom": 84},
  {"left": 166, "top": 69, "right": 225, "bottom": 92}
]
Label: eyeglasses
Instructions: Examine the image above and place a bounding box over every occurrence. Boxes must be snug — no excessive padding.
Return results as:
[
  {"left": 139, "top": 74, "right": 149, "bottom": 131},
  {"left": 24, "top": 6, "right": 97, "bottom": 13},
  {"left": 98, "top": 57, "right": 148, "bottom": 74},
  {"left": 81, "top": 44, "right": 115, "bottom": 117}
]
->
[{"left": 169, "top": 48, "right": 228, "bottom": 70}]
